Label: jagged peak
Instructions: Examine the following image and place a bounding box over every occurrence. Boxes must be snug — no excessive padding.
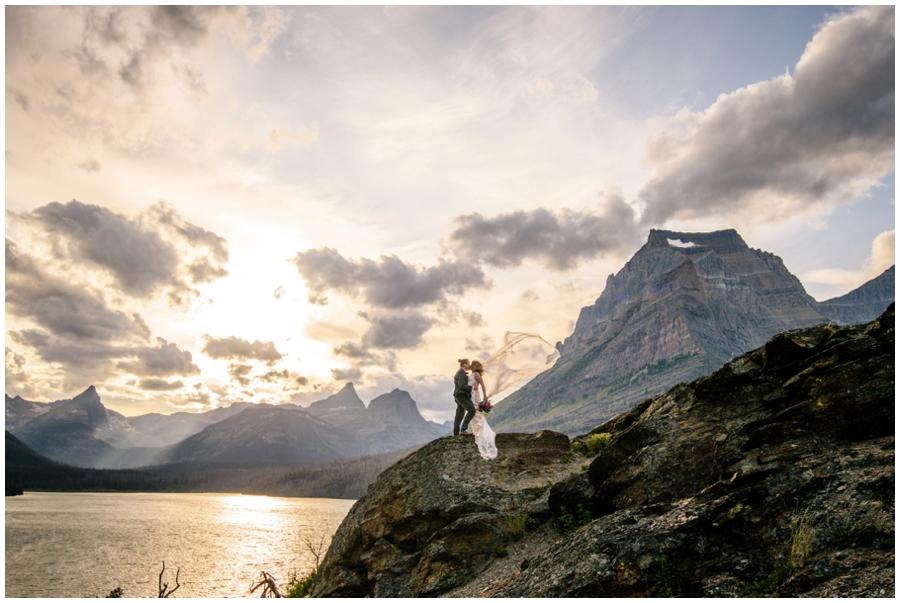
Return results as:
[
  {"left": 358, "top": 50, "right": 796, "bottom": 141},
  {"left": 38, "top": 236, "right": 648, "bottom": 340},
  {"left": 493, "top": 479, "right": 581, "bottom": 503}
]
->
[
  {"left": 310, "top": 382, "right": 365, "bottom": 411},
  {"left": 74, "top": 385, "right": 101, "bottom": 402}
]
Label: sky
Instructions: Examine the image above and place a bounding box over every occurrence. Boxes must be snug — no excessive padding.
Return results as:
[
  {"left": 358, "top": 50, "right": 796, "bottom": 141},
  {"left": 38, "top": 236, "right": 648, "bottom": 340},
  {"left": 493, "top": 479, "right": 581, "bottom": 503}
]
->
[{"left": 4, "top": 5, "right": 895, "bottom": 421}]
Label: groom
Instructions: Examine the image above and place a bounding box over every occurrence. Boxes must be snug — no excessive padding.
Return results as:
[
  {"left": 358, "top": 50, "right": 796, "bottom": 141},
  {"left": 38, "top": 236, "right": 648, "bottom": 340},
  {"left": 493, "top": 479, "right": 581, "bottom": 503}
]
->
[{"left": 453, "top": 358, "right": 476, "bottom": 436}]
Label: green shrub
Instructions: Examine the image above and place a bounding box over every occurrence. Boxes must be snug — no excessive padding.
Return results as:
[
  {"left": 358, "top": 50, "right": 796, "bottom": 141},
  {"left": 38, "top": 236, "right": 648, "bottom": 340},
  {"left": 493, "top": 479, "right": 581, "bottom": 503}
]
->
[
  {"left": 502, "top": 512, "right": 532, "bottom": 538},
  {"left": 286, "top": 571, "right": 316, "bottom": 598},
  {"left": 789, "top": 515, "right": 815, "bottom": 568},
  {"left": 571, "top": 432, "right": 611, "bottom": 456},
  {"left": 556, "top": 503, "right": 593, "bottom": 530}
]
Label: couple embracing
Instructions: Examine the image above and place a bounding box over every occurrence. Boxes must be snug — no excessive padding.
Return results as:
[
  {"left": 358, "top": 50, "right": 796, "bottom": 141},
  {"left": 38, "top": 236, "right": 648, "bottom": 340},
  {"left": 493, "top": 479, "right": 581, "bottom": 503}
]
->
[{"left": 453, "top": 358, "right": 497, "bottom": 460}]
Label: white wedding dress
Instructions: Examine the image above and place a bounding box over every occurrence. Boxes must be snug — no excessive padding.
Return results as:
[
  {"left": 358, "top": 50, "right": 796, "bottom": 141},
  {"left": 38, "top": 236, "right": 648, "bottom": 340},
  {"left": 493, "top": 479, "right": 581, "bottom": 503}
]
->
[{"left": 469, "top": 373, "right": 498, "bottom": 460}]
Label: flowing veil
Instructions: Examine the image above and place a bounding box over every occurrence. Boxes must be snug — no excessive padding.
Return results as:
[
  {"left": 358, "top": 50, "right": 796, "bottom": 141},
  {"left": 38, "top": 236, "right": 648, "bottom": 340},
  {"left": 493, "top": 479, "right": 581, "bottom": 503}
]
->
[
  {"left": 482, "top": 332, "right": 560, "bottom": 400},
  {"left": 470, "top": 332, "right": 560, "bottom": 460}
]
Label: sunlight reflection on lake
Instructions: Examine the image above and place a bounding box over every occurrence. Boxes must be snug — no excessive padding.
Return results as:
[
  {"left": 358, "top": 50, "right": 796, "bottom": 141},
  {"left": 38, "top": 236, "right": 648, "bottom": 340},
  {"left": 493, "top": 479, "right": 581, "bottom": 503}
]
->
[{"left": 5, "top": 492, "right": 355, "bottom": 597}]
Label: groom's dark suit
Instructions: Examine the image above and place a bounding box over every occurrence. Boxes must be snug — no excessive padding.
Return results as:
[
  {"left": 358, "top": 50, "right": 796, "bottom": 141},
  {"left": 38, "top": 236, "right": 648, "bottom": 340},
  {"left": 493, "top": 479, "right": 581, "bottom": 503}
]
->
[{"left": 453, "top": 367, "right": 476, "bottom": 435}]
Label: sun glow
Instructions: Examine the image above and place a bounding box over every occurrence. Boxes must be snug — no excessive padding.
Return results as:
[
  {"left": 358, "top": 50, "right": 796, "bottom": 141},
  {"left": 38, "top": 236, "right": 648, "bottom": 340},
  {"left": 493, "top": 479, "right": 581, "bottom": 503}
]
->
[{"left": 217, "top": 494, "right": 288, "bottom": 527}]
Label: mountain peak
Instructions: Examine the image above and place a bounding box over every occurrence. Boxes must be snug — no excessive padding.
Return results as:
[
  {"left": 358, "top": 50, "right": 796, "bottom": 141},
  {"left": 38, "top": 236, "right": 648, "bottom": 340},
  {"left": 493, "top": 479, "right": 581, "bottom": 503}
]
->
[
  {"left": 495, "top": 227, "right": 893, "bottom": 435},
  {"left": 74, "top": 385, "right": 101, "bottom": 403},
  {"left": 311, "top": 382, "right": 365, "bottom": 411},
  {"left": 367, "top": 389, "right": 425, "bottom": 423},
  {"left": 647, "top": 228, "right": 748, "bottom": 251}
]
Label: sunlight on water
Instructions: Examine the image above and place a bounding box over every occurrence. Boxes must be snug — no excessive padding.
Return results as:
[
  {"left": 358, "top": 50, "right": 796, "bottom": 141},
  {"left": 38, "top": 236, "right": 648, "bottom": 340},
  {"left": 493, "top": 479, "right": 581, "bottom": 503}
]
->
[{"left": 5, "top": 492, "right": 355, "bottom": 597}]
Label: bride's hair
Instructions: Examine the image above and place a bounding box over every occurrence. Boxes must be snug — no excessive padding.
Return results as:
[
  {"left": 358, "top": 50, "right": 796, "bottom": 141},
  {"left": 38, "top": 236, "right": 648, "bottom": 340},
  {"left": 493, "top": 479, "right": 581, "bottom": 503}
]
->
[
  {"left": 458, "top": 358, "right": 469, "bottom": 367},
  {"left": 471, "top": 360, "right": 484, "bottom": 373}
]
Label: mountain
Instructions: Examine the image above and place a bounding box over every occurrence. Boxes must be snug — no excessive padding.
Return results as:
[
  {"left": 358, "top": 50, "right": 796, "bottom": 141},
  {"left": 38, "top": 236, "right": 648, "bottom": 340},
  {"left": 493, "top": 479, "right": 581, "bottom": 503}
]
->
[
  {"left": 310, "top": 382, "right": 366, "bottom": 412},
  {"left": 5, "top": 429, "right": 416, "bottom": 499},
  {"left": 312, "top": 305, "right": 894, "bottom": 597},
  {"left": 12, "top": 386, "right": 120, "bottom": 466},
  {"left": 819, "top": 266, "right": 895, "bottom": 325},
  {"left": 5, "top": 394, "right": 54, "bottom": 431},
  {"left": 7, "top": 382, "right": 446, "bottom": 470},
  {"left": 164, "top": 404, "right": 368, "bottom": 465},
  {"left": 492, "top": 229, "right": 895, "bottom": 435},
  {"left": 126, "top": 403, "right": 253, "bottom": 447},
  {"left": 163, "top": 386, "right": 446, "bottom": 465},
  {"left": 364, "top": 389, "right": 447, "bottom": 454}
]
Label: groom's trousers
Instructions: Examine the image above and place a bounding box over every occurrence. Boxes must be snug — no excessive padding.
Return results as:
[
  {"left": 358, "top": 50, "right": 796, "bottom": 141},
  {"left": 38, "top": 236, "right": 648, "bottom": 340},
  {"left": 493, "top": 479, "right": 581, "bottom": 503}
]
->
[{"left": 453, "top": 395, "right": 476, "bottom": 435}]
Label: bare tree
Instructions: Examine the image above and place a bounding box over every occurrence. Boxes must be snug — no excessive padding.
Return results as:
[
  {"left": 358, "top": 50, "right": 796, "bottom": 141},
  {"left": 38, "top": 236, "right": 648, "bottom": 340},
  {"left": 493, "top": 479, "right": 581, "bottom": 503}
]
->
[
  {"left": 302, "top": 534, "right": 327, "bottom": 571},
  {"left": 250, "top": 571, "right": 282, "bottom": 598},
  {"left": 158, "top": 561, "right": 181, "bottom": 598}
]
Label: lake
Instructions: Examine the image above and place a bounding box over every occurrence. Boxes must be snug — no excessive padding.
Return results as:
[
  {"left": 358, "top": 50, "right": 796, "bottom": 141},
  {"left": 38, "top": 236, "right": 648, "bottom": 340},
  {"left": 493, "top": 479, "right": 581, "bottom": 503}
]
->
[{"left": 5, "top": 491, "right": 355, "bottom": 597}]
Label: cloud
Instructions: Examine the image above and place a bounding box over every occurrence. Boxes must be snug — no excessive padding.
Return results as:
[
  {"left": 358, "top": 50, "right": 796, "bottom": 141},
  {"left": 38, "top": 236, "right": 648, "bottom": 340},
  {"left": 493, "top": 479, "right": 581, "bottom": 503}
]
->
[
  {"left": 292, "top": 248, "right": 489, "bottom": 308},
  {"left": 639, "top": 6, "right": 894, "bottom": 225},
  {"left": 333, "top": 342, "right": 398, "bottom": 371},
  {"left": 17, "top": 200, "right": 229, "bottom": 304},
  {"left": 29, "top": 200, "right": 181, "bottom": 296},
  {"left": 12, "top": 330, "right": 199, "bottom": 382},
  {"left": 227, "top": 362, "right": 253, "bottom": 386},
  {"left": 139, "top": 378, "right": 185, "bottom": 391},
  {"left": 6, "top": 6, "right": 290, "bottom": 153},
  {"left": 331, "top": 339, "right": 398, "bottom": 383},
  {"left": 118, "top": 339, "right": 200, "bottom": 376},
  {"left": 465, "top": 334, "right": 496, "bottom": 360},
  {"left": 260, "top": 368, "right": 309, "bottom": 387},
  {"left": 76, "top": 159, "right": 102, "bottom": 172},
  {"left": 76, "top": 6, "right": 236, "bottom": 90},
  {"left": 5, "top": 238, "right": 151, "bottom": 342},
  {"left": 520, "top": 289, "right": 539, "bottom": 302},
  {"left": 5, "top": 347, "right": 38, "bottom": 398},
  {"left": 802, "top": 229, "right": 895, "bottom": 298},
  {"left": 445, "top": 194, "right": 641, "bottom": 270},
  {"left": 331, "top": 366, "right": 363, "bottom": 382},
  {"left": 869, "top": 230, "right": 896, "bottom": 273},
  {"left": 202, "top": 335, "right": 283, "bottom": 362},
  {"left": 361, "top": 311, "right": 434, "bottom": 349}
]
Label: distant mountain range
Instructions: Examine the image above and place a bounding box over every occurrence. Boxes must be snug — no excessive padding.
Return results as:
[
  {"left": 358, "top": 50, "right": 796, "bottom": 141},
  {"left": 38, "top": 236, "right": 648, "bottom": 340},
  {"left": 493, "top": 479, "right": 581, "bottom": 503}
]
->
[
  {"left": 5, "top": 383, "right": 445, "bottom": 470},
  {"left": 492, "top": 229, "right": 895, "bottom": 435},
  {"left": 5, "top": 429, "right": 412, "bottom": 499}
]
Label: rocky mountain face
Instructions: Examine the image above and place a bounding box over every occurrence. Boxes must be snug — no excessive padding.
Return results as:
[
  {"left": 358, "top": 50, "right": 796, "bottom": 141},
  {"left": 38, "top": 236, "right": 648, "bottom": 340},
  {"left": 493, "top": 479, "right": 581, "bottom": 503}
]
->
[
  {"left": 312, "top": 306, "right": 894, "bottom": 597},
  {"left": 161, "top": 384, "right": 445, "bottom": 465},
  {"left": 819, "top": 266, "right": 895, "bottom": 325},
  {"left": 12, "top": 386, "right": 118, "bottom": 466},
  {"left": 126, "top": 403, "right": 253, "bottom": 448},
  {"left": 165, "top": 404, "right": 367, "bottom": 465},
  {"left": 492, "top": 229, "right": 895, "bottom": 435},
  {"left": 6, "top": 382, "right": 446, "bottom": 469}
]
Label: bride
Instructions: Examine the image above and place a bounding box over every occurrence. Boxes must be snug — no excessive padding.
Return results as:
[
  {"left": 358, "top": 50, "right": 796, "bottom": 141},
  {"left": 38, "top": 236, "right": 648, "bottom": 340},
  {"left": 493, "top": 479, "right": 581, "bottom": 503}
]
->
[{"left": 468, "top": 360, "right": 497, "bottom": 460}]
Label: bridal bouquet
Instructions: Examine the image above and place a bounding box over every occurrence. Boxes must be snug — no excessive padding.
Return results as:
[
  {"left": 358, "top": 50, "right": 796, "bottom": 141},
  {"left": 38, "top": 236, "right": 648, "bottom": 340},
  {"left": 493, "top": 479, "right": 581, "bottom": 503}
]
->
[{"left": 478, "top": 400, "right": 493, "bottom": 413}]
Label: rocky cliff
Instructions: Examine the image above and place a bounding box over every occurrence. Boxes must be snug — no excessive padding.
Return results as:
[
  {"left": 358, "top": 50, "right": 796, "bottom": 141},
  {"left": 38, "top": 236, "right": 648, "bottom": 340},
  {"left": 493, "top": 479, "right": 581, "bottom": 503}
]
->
[
  {"left": 312, "top": 305, "right": 894, "bottom": 597},
  {"left": 492, "top": 229, "right": 894, "bottom": 435}
]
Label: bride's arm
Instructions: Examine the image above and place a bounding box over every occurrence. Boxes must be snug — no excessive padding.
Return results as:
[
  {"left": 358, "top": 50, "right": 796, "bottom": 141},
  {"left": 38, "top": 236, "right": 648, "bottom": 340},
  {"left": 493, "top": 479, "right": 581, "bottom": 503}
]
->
[{"left": 477, "top": 373, "right": 488, "bottom": 401}]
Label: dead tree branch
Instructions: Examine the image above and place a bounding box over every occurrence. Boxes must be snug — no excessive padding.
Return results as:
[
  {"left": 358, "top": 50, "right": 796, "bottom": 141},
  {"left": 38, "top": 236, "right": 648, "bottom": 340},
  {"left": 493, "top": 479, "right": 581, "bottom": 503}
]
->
[
  {"left": 250, "top": 571, "right": 282, "bottom": 598},
  {"left": 158, "top": 561, "right": 181, "bottom": 598}
]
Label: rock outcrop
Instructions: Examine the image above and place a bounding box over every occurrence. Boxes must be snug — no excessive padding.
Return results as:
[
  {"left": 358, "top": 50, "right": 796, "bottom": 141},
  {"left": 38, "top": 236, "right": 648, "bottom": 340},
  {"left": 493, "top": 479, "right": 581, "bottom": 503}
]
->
[
  {"left": 313, "top": 305, "right": 894, "bottom": 597},
  {"left": 492, "top": 229, "right": 895, "bottom": 435}
]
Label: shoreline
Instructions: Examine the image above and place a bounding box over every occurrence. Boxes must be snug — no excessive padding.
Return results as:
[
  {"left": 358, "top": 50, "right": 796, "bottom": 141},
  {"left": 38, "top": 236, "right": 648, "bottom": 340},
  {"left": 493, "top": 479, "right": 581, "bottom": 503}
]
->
[{"left": 7, "top": 488, "right": 357, "bottom": 501}]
